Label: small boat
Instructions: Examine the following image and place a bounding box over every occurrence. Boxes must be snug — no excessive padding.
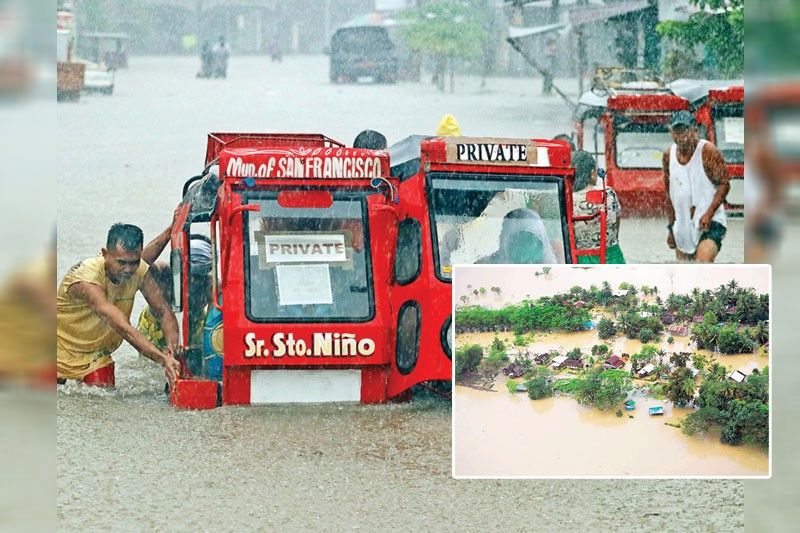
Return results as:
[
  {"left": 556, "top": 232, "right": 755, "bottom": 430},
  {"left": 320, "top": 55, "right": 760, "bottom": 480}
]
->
[
  {"left": 624, "top": 400, "right": 636, "bottom": 411},
  {"left": 649, "top": 406, "right": 664, "bottom": 416}
]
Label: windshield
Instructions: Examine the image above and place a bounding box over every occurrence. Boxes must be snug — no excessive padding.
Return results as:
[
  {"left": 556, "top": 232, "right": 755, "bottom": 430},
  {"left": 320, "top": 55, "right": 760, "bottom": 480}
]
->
[
  {"left": 713, "top": 105, "right": 744, "bottom": 163},
  {"left": 769, "top": 107, "right": 800, "bottom": 160},
  {"left": 244, "top": 194, "right": 373, "bottom": 322},
  {"left": 615, "top": 122, "right": 672, "bottom": 169},
  {"left": 428, "top": 173, "right": 569, "bottom": 279},
  {"left": 332, "top": 28, "right": 393, "bottom": 53}
]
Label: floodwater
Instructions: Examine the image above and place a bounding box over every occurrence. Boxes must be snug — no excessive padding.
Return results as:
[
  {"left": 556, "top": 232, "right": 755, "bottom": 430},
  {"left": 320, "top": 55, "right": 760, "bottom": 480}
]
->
[
  {"left": 455, "top": 265, "right": 768, "bottom": 310},
  {"left": 453, "top": 327, "right": 769, "bottom": 478},
  {"left": 58, "top": 56, "right": 744, "bottom": 529},
  {"left": 454, "top": 386, "right": 768, "bottom": 478}
]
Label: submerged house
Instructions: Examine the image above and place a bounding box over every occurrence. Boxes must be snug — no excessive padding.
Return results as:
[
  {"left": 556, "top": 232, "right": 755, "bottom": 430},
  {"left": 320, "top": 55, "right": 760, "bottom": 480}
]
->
[
  {"left": 551, "top": 355, "right": 568, "bottom": 369},
  {"left": 563, "top": 358, "right": 585, "bottom": 370},
  {"left": 603, "top": 355, "right": 625, "bottom": 370},
  {"left": 534, "top": 352, "right": 551, "bottom": 365},
  {"left": 692, "top": 314, "right": 704, "bottom": 324},
  {"left": 661, "top": 313, "right": 676, "bottom": 325},
  {"left": 502, "top": 363, "right": 525, "bottom": 378},
  {"left": 728, "top": 363, "right": 761, "bottom": 383},
  {"left": 637, "top": 363, "right": 656, "bottom": 378},
  {"left": 668, "top": 324, "right": 690, "bottom": 337}
]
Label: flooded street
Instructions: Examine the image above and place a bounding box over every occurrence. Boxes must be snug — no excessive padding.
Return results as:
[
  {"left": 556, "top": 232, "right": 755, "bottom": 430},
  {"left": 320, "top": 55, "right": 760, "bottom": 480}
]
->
[
  {"left": 58, "top": 57, "right": 743, "bottom": 529},
  {"left": 454, "top": 386, "right": 767, "bottom": 478}
]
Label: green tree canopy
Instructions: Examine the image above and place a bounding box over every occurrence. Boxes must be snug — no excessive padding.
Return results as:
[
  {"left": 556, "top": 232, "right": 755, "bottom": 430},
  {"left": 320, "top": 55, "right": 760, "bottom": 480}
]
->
[{"left": 657, "top": 0, "right": 743, "bottom": 77}]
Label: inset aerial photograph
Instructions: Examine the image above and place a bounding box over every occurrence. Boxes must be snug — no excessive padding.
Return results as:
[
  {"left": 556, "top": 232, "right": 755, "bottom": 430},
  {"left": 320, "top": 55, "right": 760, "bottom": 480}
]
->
[{"left": 453, "top": 265, "right": 770, "bottom": 478}]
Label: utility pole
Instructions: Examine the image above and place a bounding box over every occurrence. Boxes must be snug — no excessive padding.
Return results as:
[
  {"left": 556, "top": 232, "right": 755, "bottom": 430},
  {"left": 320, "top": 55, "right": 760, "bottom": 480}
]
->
[{"left": 576, "top": 0, "right": 588, "bottom": 95}]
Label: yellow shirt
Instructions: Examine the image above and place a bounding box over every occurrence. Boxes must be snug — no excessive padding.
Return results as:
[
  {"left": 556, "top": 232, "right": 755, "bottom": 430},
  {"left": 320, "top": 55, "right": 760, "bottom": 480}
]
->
[
  {"left": 0, "top": 252, "right": 55, "bottom": 377},
  {"left": 56, "top": 256, "right": 148, "bottom": 379}
]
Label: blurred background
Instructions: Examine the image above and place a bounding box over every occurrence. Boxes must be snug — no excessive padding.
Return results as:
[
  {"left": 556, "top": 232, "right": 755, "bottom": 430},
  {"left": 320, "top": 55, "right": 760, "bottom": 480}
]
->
[{"left": 0, "top": 0, "right": 797, "bottom": 530}]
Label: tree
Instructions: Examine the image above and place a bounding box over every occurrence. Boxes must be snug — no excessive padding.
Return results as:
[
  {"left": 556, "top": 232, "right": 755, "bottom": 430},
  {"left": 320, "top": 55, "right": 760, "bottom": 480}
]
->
[
  {"left": 717, "top": 325, "right": 755, "bottom": 354},
  {"left": 399, "top": 1, "right": 488, "bottom": 92},
  {"left": 630, "top": 345, "right": 660, "bottom": 373},
  {"left": 526, "top": 375, "right": 554, "bottom": 400},
  {"left": 591, "top": 344, "right": 610, "bottom": 357},
  {"left": 567, "top": 347, "right": 583, "bottom": 360},
  {"left": 638, "top": 327, "right": 656, "bottom": 343},
  {"left": 751, "top": 320, "right": 769, "bottom": 345},
  {"left": 455, "top": 344, "right": 483, "bottom": 377},
  {"left": 573, "top": 368, "right": 631, "bottom": 410},
  {"left": 597, "top": 318, "right": 616, "bottom": 339},
  {"left": 692, "top": 353, "right": 708, "bottom": 374},
  {"left": 657, "top": 0, "right": 743, "bottom": 77},
  {"left": 705, "top": 362, "right": 727, "bottom": 382},
  {"left": 665, "top": 367, "right": 696, "bottom": 406},
  {"left": 670, "top": 352, "right": 691, "bottom": 368}
]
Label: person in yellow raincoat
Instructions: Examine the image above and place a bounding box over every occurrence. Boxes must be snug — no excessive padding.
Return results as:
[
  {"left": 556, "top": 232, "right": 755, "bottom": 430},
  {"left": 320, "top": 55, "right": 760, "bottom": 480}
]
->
[
  {"left": 436, "top": 114, "right": 462, "bottom": 136},
  {"left": 56, "top": 223, "right": 181, "bottom": 386}
]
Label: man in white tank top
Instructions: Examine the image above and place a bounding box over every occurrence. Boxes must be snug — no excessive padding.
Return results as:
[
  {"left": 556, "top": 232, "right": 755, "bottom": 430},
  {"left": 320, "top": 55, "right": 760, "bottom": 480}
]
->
[{"left": 663, "top": 110, "right": 731, "bottom": 262}]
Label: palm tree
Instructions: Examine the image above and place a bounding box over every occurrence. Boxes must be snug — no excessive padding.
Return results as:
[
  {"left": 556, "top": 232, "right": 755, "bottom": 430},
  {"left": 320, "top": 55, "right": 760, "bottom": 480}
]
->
[
  {"left": 705, "top": 362, "right": 727, "bottom": 381},
  {"left": 753, "top": 321, "right": 769, "bottom": 345}
]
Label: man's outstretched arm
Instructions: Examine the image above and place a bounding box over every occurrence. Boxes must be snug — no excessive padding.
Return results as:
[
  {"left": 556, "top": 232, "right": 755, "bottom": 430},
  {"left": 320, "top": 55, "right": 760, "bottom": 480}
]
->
[{"left": 67, "top": 281, "right": 181, "bottom": 385}]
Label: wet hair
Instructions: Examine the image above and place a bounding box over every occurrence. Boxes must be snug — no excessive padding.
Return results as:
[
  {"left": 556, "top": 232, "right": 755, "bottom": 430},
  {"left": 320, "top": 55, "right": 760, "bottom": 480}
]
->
[
  {"left": 353, "top": 130, "right": 387, "bottom": 150},
  {"left": 106, "top": 223, "right": 144, "bottom": 251},
  {"left": 572, "top": 150, "right": 596, "bottom": 191},
  {"left": 553, "top": 134, "right": 576, "bottom": 152}
]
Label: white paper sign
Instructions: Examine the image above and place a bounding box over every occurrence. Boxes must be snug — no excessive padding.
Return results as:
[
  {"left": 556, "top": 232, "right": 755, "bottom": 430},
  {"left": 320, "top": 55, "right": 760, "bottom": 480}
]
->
[
  {"left": 263, "top": 234, "right": 347, "bottom": 263},
  {"left": 275, "top": 264, "right": 333, "bottom": 306},
  {"left": 723, "top": 117, "right": 744, "bottom": 145}
]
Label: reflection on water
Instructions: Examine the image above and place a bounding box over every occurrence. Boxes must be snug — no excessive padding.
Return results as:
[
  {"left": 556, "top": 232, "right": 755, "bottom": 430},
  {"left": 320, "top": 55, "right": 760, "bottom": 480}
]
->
[{"left": 454, "top": 386, "right": 768, "bottom": 477}]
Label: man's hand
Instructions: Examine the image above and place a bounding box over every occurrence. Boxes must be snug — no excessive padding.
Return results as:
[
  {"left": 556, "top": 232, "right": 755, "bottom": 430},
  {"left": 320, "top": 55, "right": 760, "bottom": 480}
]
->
[
  {"left": 699, "top": 211, "right": 713, "bottom": 231},
  {"left": 667, "top": 231, "right": 676, "bottom": 249},
  {"left": 162, "top": 354, "right": 181, "bottom": 388}
]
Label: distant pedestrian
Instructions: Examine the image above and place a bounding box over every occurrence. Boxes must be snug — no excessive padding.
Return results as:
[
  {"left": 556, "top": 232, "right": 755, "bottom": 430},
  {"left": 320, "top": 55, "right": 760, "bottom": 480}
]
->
[
  {"left": 268, "top": 38, "right": 282, "bottom": 63},
  {"left": 663, "top": 110, "right": 730, "bottom": 262},
  {"left": 197, "top": 40, "right": 212, "bottom": 78},
  {"left": 211, "top": 36, "right": 230, "bottom": 78}
]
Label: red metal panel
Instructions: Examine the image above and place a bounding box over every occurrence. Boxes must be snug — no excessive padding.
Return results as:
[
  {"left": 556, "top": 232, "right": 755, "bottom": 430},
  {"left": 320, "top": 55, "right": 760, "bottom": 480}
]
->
[
  {"left": 223, "top": 366, "right": 251, "bottom": 405},
  {"left": 170, "top": 379, "right": 218, "bottom": 410},
  {"left": 205, "top": 133, "right": 345, "bottom": 167},
  {"left": 709, "top": 86, "right": 744, "bottom": 105},
  {"left": 360, "top": 366, "right": 389, "bottom": 403},
  {"left": 608, "top": 94, "right": 689, "bottom": 113}
]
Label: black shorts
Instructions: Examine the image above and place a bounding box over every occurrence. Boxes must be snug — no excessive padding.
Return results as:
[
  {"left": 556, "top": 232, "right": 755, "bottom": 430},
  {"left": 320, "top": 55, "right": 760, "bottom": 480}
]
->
[{"left": 699, "top": 221, "right": 727, "bottom": 251}]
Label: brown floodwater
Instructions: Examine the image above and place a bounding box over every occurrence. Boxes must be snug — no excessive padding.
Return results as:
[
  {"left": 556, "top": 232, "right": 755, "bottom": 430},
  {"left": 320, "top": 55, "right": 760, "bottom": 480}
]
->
[
  {"left": 454, "top": 386, "right": 768, "bottom": 478},
  {"left": 454, "top": 327, "right": 769, "bottom": 478}
]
